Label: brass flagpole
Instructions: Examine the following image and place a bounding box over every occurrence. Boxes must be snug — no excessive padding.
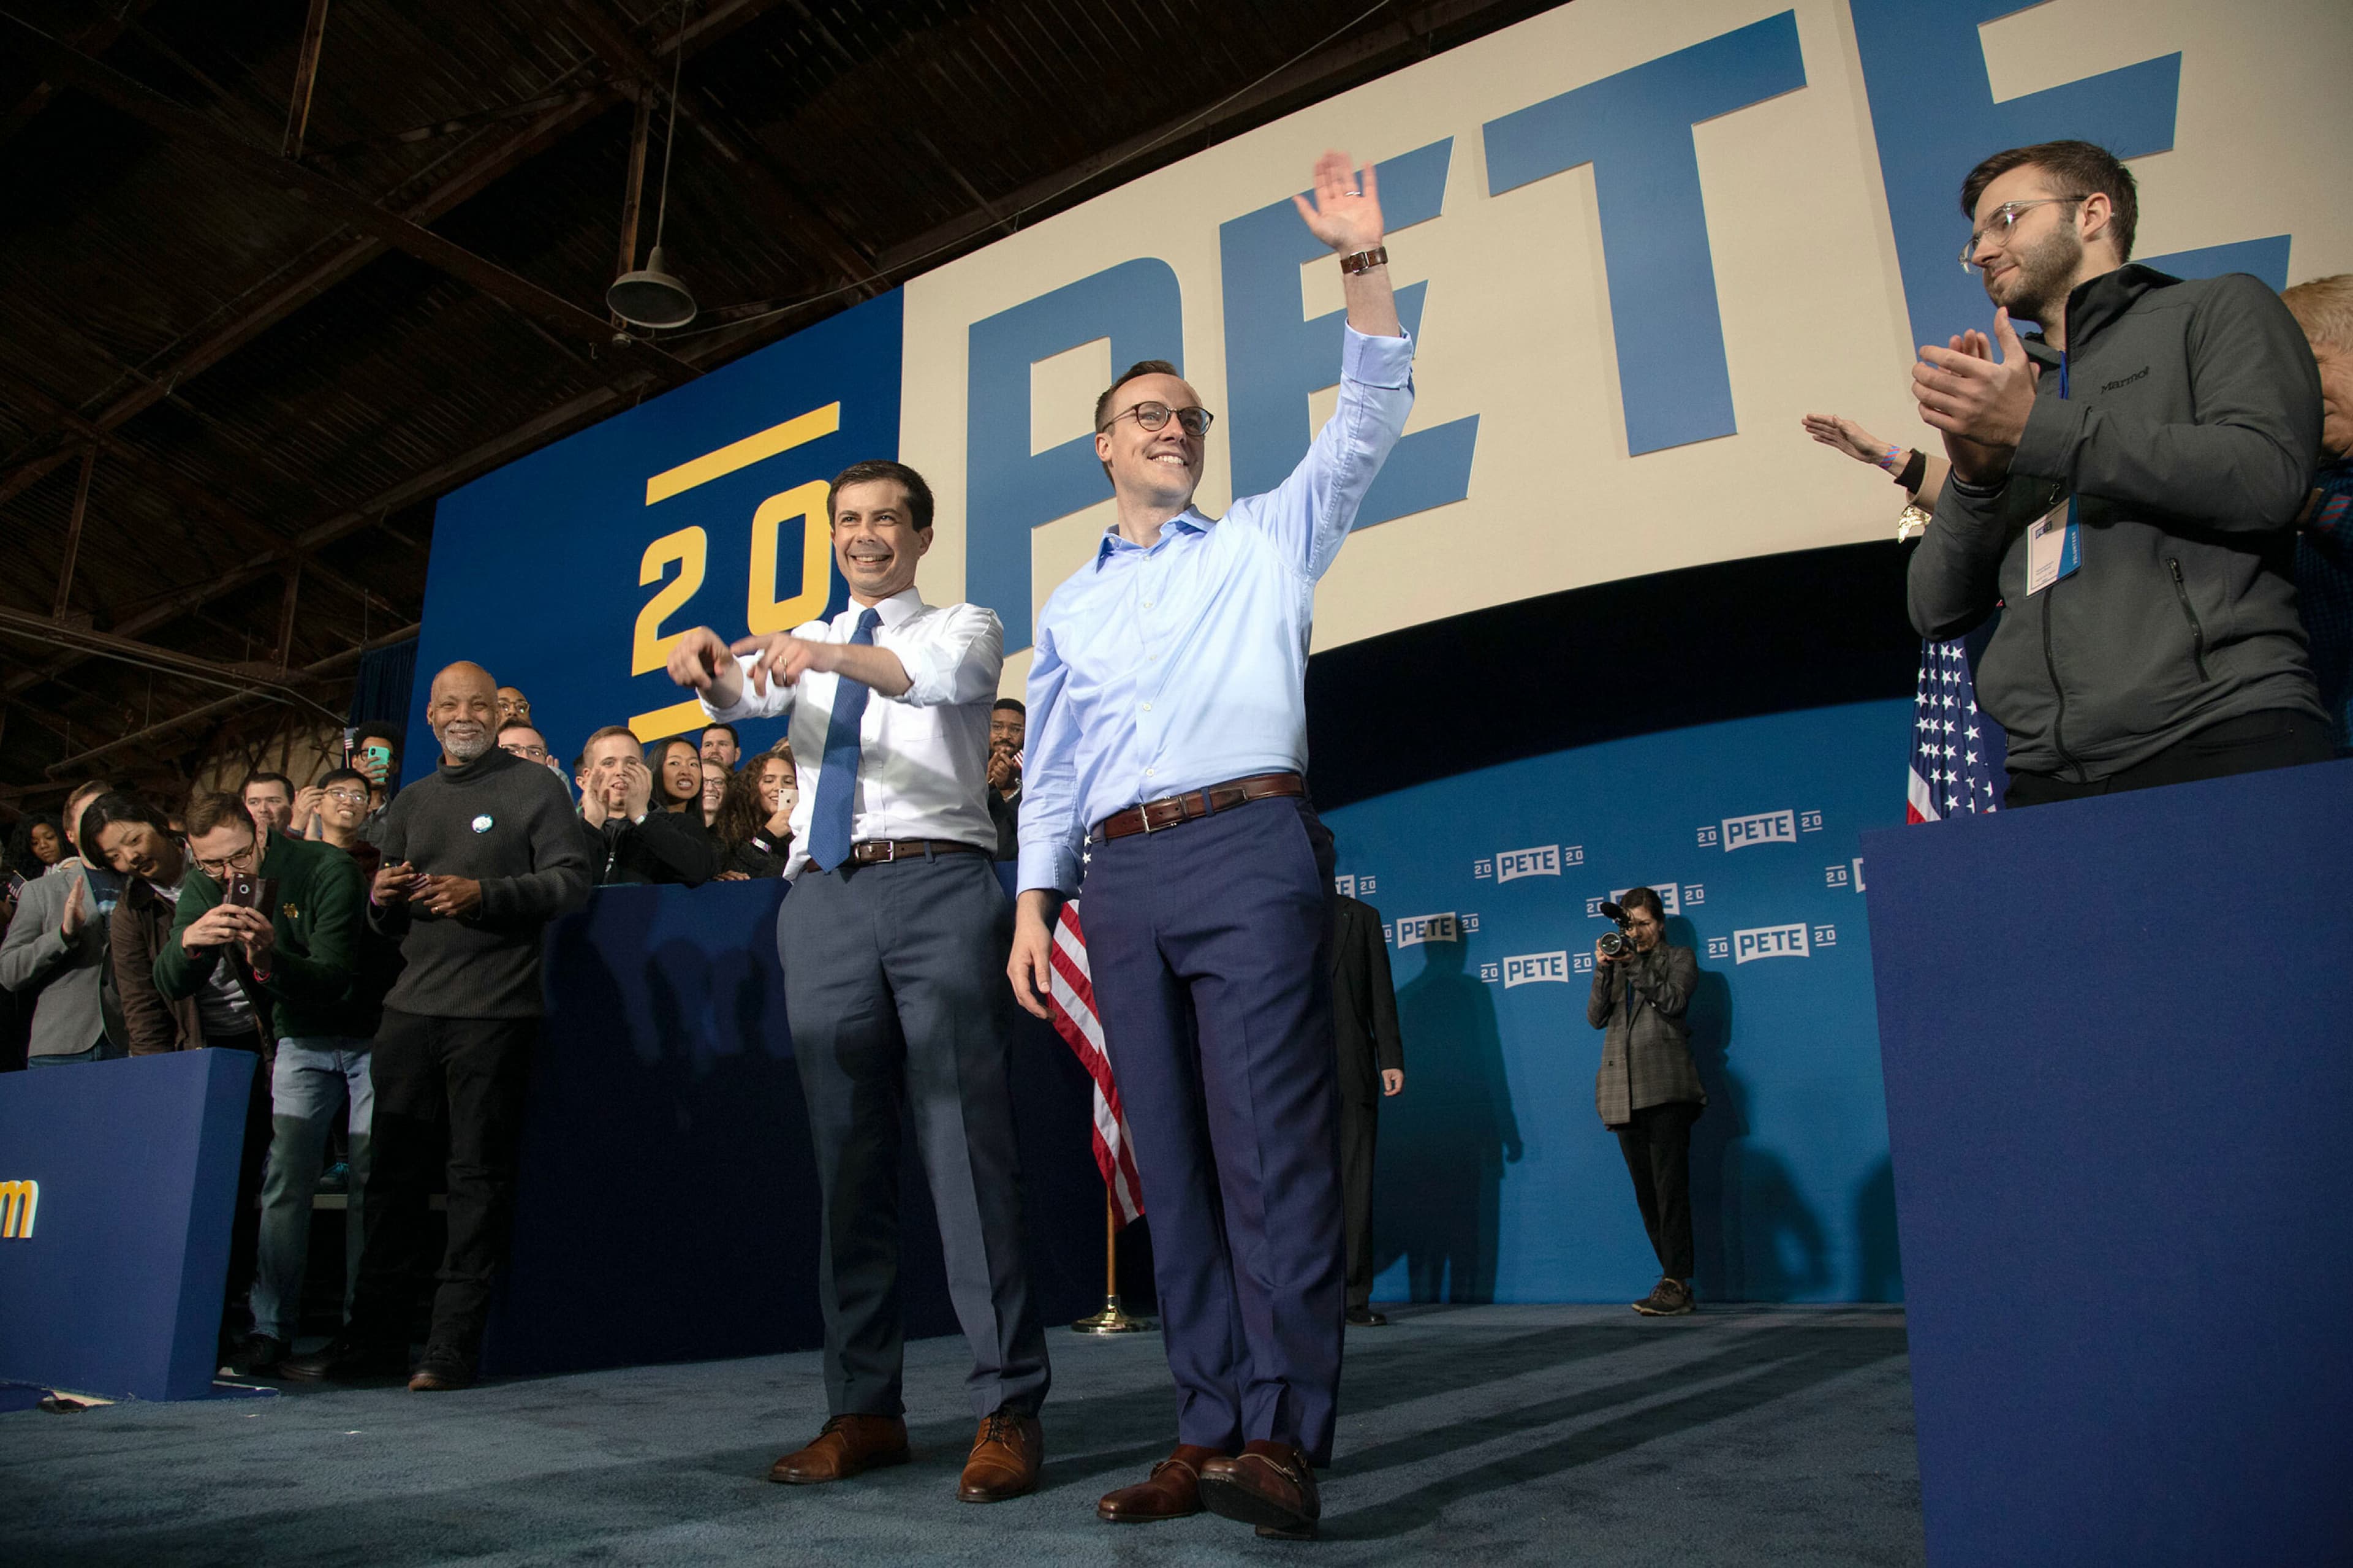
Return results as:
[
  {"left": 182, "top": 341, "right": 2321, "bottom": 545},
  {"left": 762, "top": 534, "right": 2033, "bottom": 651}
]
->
[{"left": 1070, "top": 1189, "right": 1154, "bottom": 1333}]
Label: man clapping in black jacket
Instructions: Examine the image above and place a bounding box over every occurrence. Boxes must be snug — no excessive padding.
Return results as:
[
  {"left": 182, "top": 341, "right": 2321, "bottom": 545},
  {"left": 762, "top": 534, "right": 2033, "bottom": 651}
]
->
[
  {"left": 576, "top": 724, "right": 716, "bottom": 887},
  {"left": 281, "top": 661, "right": 589, "bottom": 1393}
]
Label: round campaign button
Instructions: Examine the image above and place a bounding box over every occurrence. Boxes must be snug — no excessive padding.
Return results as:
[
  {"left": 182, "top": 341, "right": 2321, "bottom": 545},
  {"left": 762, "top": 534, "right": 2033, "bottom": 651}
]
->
[{"left": 471, "top": 814, "right": 494, "bottom": 833}]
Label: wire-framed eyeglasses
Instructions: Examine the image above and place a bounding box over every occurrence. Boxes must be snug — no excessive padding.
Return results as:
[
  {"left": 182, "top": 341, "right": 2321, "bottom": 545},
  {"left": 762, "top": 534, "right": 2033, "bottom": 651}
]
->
[
  {"left": 1961, "top": 197, "right": 2082, "bottom": 272},
  {"left": 1100, "top": 401, "right": 1214, "bottom": 439}
]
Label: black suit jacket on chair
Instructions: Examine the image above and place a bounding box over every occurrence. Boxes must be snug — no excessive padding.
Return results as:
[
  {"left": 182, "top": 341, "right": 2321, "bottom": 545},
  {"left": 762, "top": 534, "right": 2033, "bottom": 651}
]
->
[{"left": 1331, "top": 895, "right": 1403, "bottom": 1104}]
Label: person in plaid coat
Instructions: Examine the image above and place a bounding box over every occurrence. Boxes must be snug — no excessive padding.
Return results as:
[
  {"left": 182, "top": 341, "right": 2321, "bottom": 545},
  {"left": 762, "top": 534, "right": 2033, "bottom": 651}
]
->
[{"left": 1586, "top": 886, "right": 1704, "bottom": 1316}]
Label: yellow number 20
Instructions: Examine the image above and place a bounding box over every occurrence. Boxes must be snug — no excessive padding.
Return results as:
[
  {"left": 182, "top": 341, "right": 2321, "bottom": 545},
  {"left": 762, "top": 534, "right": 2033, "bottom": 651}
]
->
[{"left": 632, "top": 526, "right": 708, "bottom": 675}]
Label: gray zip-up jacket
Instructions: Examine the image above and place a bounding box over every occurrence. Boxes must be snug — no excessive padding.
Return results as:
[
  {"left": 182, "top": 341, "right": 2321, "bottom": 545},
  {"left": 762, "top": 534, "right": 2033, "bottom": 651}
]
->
[
  {"left": 1909, "top": 266, "right": 2325, "bottom": 781},
  {"left": 0, "top": 862, "right": 114, "bottom": 1059}
]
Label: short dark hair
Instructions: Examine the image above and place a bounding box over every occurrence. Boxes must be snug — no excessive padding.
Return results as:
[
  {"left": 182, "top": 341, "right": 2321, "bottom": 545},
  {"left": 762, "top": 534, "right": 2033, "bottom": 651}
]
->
[
  {"left": 991, "top": 697, "right": 1026, "bottom": 717},
  {"left": 77, "top": 792, "right": 174, "bottom": 858},
  {"left": 702, "top": 722, "right": 740, "bottom": 748},
  {"left": 1094, "top": 359, "right": 1181, "bottom": 433},
  {"left": 183, "top": 790, "right": 257, "bottom": 841},
  {"left": 1618, "top": 886, "right": 1666, "bottom": 922},
  {"left": 353, "top": 720, "right": 401, "bottom": 749},
  {"left": 1960, "top": 139, "right": 2138, "bottom": 261},
  {"left": 318, "top": 767, "right": 369, "bottom": 792},
  {"left": 828, "top": 460, "right": 934, "bottom": 534},
  {"left": 240, "top": 771, "right": 294, "bottom": 801}
]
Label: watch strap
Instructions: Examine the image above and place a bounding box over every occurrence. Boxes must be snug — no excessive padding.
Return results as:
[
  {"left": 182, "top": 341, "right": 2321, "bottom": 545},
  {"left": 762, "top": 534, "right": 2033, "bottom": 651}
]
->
[{"left": 1338, "top": 246, "right": 1389, "bottom": 275}]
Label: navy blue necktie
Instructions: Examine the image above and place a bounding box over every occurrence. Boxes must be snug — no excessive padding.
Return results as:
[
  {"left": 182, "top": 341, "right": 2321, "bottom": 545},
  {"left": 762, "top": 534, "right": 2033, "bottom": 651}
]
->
[{"left": 808, "top": 607, "right": 882, "bottom": 871}]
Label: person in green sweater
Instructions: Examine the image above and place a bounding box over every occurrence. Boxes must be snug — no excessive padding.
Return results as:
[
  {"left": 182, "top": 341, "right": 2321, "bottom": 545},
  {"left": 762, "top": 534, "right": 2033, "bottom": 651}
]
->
[{"left": 156, "top": 790, "right": 369, "bottom": 1378}]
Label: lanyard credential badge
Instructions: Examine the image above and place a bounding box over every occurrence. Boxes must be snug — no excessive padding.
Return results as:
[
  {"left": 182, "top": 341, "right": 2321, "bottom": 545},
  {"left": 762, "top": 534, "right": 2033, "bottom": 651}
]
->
[
  {"left": 2028, "top": 353, "right": 2083, "bottom": 595},
  {"left": 2027, "top": 497, "right": 2080, "bottom": 594}
]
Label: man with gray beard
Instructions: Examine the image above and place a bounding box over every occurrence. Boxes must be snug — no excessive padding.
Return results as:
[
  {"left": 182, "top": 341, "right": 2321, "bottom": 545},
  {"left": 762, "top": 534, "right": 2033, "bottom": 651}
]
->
[{"left": 280, "top": 661, "right": 588, "bottom": 1392}]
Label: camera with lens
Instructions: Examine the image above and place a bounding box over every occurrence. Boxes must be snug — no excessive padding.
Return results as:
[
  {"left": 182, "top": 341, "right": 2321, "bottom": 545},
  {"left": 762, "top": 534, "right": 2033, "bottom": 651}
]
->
[{"left": 1596, "top": 900, "right": 1635, "bottom": 960}]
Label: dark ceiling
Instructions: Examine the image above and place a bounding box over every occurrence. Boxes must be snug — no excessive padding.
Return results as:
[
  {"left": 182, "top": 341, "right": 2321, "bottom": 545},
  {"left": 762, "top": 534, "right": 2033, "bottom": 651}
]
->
[{"left": 0, "top": 0, "right": 1558, "bottom": 818}]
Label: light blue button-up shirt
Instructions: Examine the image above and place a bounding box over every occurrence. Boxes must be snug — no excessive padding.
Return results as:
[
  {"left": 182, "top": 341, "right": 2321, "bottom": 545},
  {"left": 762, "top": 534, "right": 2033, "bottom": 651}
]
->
[{"left": 1018, "top": 325, "right": 1416, "bottom": 896}]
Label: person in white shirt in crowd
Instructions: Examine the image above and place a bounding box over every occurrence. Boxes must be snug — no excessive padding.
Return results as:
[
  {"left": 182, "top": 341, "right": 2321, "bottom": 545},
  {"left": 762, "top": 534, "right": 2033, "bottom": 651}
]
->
[{"left": 666, "top": 458, "right": 1049, "bottom": 1505}]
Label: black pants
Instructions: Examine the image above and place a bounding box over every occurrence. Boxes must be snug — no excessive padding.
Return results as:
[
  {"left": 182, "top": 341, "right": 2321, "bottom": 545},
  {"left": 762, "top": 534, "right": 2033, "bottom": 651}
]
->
[
  {"left": 2006, "top": 707, "right": 2333, "bottom": 808},
  {"left": 207, "top": 1031, "right": 271, "bottom": 1344},
  {"left": 1616, "top": 1101, "right": 1699, "bottom": 1282},
  {"left": 347, "top": 1012, "right": 536, "bottom": 1355},
  {"left": 1338, "top": 1089, "right": 1379, "bottom": 1311}
]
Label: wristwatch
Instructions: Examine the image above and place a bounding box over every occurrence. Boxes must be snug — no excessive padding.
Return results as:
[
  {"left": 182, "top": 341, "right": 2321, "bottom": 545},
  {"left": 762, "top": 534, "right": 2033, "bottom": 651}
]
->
[{"left": 1339, "top": 246, "right": 1388, "bottom": 275}]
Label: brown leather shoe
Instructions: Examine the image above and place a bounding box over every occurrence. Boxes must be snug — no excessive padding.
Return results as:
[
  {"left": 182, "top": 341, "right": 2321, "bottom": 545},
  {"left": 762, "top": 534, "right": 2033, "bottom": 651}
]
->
[
  {"left": 958, "top": 1406, "right": 1043, "bottom": 1502},
  {"left": 1199, "top": 1440, "right": 1320, "bottom": 1539},
  {"left": 766, "top": 1414, "right": 912, "bottom": 1484},
  {"left": 1097, "top": 1444, "right": 1224, "bottom": 1522}
]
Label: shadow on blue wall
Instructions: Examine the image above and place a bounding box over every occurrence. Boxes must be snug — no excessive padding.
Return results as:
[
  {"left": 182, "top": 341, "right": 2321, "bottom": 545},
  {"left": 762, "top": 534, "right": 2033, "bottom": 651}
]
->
[
  {"left": 1376, "top": 933, "right": 1523, "bottom": 1303},
  {"left": 1675, "top": 917, "right": 1832, "bottom": 1303}
]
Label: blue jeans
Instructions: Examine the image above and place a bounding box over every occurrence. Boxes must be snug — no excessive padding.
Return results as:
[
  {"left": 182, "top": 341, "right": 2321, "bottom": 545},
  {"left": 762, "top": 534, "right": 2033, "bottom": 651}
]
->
[
  {"left": 28, "top": 1040, "right": 126, "bottom": 1067},
  {"left": 249, "top": 1037, "right": 373, "bottom": 1342}
]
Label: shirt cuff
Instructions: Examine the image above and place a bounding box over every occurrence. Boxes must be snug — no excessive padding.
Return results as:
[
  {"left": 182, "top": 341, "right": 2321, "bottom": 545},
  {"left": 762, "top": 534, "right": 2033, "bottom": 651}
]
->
[
  {"left": 1017, "top": 841, "right": 1081, "bottom": 899},
  {"left": 700, "top": 653, "right": 779, "bottom": 721},
  {"left": 1341, "top": 323, "right": 1414, "bottom": 388}
]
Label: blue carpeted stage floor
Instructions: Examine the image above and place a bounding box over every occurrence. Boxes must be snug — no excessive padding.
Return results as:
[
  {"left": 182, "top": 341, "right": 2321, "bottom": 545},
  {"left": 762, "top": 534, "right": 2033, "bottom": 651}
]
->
[{"left": 0, "top": 1305, "right": 1922, "bottom": 1566}]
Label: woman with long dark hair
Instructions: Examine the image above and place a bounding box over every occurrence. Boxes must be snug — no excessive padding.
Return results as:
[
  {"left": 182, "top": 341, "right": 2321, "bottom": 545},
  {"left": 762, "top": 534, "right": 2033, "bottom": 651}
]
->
[{"left": 713, "top": 748, "right": 797, "bottom": 879}]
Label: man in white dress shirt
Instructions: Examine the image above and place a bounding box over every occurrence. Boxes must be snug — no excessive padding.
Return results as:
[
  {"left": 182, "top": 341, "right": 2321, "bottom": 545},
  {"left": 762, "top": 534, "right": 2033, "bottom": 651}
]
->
[{"left": 666, "top": 458, "right": 1049, "bottom": 1502}]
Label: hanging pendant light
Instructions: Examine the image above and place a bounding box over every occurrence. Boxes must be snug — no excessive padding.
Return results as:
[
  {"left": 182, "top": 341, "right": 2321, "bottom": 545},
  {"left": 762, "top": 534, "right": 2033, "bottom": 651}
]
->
[{"left": 608, "top": 0, "right": 696, "bottom": 330}]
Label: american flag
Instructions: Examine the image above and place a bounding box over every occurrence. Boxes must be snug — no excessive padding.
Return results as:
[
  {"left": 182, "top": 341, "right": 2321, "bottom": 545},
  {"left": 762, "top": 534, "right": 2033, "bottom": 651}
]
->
[
  {"left": 1045, "top": 901, "right": 1145, "bottom": 1228},
  {"left": 1908, "top": 637, "right": 2003, "bottom": 822}
]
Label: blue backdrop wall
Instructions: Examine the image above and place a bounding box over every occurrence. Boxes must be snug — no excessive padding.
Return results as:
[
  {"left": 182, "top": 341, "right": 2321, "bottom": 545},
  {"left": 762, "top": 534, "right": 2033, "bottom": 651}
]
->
[{"left": 1328, "top": 699, "right": 1912, "bottom": 1305}]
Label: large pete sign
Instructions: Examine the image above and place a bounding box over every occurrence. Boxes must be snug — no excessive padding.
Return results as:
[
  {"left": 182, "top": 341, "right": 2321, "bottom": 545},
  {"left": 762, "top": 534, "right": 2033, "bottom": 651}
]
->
[{"left": 416, "top": 0, "right": 2349, "bottom": 756}]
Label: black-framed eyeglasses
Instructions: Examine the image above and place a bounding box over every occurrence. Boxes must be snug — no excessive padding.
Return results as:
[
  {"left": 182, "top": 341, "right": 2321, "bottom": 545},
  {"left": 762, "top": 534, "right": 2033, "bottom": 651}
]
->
[
  {"left": 1960, "top": 197, "right": 2082, "bottom": 272},
  {"left": 193, "top": 840, "right": 260, "bottom": 880},
  {"left": 1099, "top": 401, "right": 1214, "bottom": 439}
]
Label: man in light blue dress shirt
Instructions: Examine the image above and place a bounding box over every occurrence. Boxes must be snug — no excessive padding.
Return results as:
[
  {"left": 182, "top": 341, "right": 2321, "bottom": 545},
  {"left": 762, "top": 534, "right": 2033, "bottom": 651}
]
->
[{"left": 1009, "top": 150, "right": 1411, "bottom": 1540}]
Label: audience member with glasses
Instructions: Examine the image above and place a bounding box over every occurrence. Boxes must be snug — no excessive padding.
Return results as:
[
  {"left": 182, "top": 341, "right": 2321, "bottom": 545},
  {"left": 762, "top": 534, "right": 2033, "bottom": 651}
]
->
[{"left": 1906, "top": 137, "right": 2330, "bottom": 808}]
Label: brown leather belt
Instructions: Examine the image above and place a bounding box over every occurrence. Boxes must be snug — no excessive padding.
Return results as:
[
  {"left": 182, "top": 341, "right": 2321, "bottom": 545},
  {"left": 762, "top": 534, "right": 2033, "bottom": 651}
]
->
[
  {"left": 1093, "top": 772, "right": 1306, "bottom": 841},
  {"left": 829, "top": 838, "right": 988, "bottom": 868}
]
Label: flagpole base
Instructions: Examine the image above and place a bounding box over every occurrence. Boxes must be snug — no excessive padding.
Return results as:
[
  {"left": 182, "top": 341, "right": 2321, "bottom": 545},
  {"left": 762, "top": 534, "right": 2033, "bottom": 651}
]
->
[{"left": 1070, "top": 1295, "right": 1156, "bottom": 1335}]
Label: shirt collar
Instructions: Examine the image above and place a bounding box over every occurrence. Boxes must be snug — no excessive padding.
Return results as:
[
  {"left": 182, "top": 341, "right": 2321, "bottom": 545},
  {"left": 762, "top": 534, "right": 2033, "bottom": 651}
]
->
[
  {"left": 844, "top": 586, "right": 927, "bottom": 628},
  {"left": 1094, "top": 508, "right": 1210, "bottom": 567}
]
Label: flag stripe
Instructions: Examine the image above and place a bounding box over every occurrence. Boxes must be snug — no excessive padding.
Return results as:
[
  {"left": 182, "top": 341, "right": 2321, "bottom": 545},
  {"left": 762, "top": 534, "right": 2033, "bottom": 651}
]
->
[{"left": 1045, "top": 901, "right": 1143, "bottom": 1227}]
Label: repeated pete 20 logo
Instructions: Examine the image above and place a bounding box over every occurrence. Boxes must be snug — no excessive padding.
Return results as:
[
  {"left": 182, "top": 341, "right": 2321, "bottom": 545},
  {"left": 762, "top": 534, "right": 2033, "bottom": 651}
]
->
[
  {"left": 1697, "top": 808, "right": 1824, "bottom": 850},
  {"left": 1394, "top": 912, "right": 1461, "bottom": 947},
  {"left": 1733, "top": 924, "right": 1811, "bottom": 963},
  {"left": 1474, "top": 844, "right": 1585, "bottom": 881},
  {"left": 1501, "top": 950, "right": 1571, "bottom": 987}
]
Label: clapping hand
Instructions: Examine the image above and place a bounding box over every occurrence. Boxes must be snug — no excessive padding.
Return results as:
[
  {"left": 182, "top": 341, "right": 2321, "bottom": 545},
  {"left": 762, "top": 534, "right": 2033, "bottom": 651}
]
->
[
  {"left": 59, "top": 876, "right": 88, "bottom": 936},
  {"left": 1913, "top": 309, "right": 2040, "bottom": 484}
]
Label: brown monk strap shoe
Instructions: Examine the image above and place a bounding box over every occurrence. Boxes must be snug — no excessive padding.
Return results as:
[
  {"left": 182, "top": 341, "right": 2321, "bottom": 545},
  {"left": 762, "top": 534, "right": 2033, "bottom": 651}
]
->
[
  {"left": 1199, "top": 1440, "right": 1320, "bottom": 1539},
  {"left": 1097, "top": 1444, "right": 1226, "bottom": 1523},
  {"left": 767, "top": 1414, "right": 912, "bottom": 1484},
  {"left": 958, "top": 1406, "right": 1044, "bottom": 1502}
]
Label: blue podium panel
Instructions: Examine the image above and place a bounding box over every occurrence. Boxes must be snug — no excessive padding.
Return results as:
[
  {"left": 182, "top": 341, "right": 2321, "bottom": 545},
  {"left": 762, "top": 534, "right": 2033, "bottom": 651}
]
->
[
  {"left": 484, "top": 878, "right": 1110, "bottom": 1377},
  {"left": 0, "top": 1050, "right": 256, "bottom": 1401},
  {"left": 1861, "top": 760, "right": 2353, "bottom": 1566}
]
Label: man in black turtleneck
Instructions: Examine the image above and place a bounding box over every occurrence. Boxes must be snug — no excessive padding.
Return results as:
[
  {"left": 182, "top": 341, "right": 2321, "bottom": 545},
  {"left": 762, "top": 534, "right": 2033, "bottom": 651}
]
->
[{"left": 280, "top": 661, "right": 589, "bottom": 1393}]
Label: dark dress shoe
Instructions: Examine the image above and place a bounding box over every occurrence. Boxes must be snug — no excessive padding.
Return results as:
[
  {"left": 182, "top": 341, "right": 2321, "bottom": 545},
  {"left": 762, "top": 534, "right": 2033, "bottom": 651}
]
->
[
  {"left": 407, "top": 1343, "right": 476, "bottom": 1392},
  {"left": 1199, "top": 1440, "right": 1320, "bottom": 1539},
  {"left": 1346, "top": 1306, "right": 1389, "bottom": 1327},
  {"left": 1097, "top": 1444, "right": 1225, "bottom": 1522},
  {"left": 768, "top": 1414, "right": 912, "bottom": 1484},
  {"left": 276, "top": 1335, "right": 409, "bottom": 1383},
  {"left": 958, "top": 1407, "right": 1043, "bottom": 1502},
  {"left": 221, "top": 1333, "right": 287, "bottom": 1379}
]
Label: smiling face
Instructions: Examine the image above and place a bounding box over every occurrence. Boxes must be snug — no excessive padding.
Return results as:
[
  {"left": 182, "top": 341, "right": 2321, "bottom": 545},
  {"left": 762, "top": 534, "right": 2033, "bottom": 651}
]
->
[
  {"left": 756, "top": 756, "right": 797, "bottom": 817},
  {"left": 830, "top": 478, "right": 930, "bottom": 605},
  {"left": 1095, "top": 371, "right": 1208, "bottom": 512},
  {"left": 1967, "top": 165, "right": 2101, "bottom": 323},
  {"left": 700, "top": 759, "right": 727, "bottom": 812},
  {"left": 427, "top": 662, "right": 500, "bottom": 763},
  {"left": 320, "top": 778, "right": 370, "bottom": 834},
  {"left": 97, "top": 819, "right": 182, "bottom": 886},
  {"left": 657, "top": 740, "right": 701, "bottom": 806},
  {"left": 583, "top": 733, "right": 640, "bottom": 808}
]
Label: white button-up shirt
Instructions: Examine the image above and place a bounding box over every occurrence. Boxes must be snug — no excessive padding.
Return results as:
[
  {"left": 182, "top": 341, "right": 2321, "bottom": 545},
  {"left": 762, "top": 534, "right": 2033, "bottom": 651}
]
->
[{"left": 700, "top": 588, "right": 1004, "bottom": 879}]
